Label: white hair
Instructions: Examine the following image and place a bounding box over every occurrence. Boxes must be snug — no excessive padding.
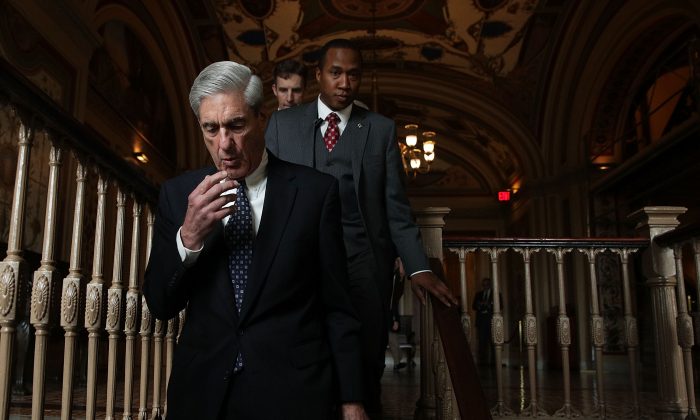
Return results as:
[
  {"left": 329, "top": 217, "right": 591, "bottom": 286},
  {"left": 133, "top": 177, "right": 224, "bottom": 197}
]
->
[{"left": 189, "top": 61, "right": 263, "bottom": 118}]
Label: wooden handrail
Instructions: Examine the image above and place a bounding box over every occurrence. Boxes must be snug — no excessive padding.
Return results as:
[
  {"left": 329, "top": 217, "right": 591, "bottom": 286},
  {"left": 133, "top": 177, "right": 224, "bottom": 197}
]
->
[
  {"left": 429, "top": 258, "right": 492, "bottom": 420},
  {"left": 443, "top": 237, "right": 648, "bottom": 248}
]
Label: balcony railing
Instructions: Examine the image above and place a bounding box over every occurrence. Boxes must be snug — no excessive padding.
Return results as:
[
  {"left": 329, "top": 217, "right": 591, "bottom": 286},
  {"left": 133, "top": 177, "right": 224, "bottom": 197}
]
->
[{"left": 0, "top": 57, "right": 180, "bottom": 419}]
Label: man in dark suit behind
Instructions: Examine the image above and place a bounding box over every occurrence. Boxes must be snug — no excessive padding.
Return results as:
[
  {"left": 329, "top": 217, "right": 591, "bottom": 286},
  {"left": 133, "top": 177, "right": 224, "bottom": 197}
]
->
[
  {"left": 265, "top": 38, "right": 458, "bottom": 417},
  {"left": 144, "top": 61, "right": 368, "bottom": 419},
  {"left": 472, "top": 277, "right": 496, "bottom": 366}
]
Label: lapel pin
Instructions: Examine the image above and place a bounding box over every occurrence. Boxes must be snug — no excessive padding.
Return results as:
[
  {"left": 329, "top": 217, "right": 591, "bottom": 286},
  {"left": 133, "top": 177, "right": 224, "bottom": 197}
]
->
[{"left": 357, "top": 123, "right": 363, "bottom": 128}]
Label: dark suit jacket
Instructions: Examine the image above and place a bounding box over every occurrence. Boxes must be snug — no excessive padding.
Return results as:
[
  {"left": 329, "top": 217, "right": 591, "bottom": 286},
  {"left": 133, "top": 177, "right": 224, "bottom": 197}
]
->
[
  {"left": 266, "top": 101, "right": 429, "bottom": 298},
  {"left": 143, "top": 153, "right": 363, "bottom": 419}
]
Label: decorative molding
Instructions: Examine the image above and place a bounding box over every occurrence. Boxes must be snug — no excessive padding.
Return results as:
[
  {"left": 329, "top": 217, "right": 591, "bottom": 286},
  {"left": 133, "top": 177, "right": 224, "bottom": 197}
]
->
[
  {"left": 525, "top": 314, "right": 537, "bottom": 345},
  {"left": 106, "top": 288, "right": 121, "bottom": 330},
  {"left": 61, "top": 279, "right": 79, "bottom": 325},
  {"left": 0, "top": 265, "right": 16, "bottom": 317},
  {"left": 591, "top": 315, "right": 605, "bottom": 347},
  {"left": 557, "top": 315, "right": 571, "bottom": 346},
  {"left": 85, "top": 283, "right": 101, "bottom": 328},
  {"left": 31, "top": 273, "right": 50, "bottom": 322},
  {"left": 125, "top": 292, "right": 137, "bottom": 331},
  {"left": 140, "top": 296, "right": 151, "bottom": 335},
  {"left": 491, "top": 314, "right": 504, "bottom": 345}
]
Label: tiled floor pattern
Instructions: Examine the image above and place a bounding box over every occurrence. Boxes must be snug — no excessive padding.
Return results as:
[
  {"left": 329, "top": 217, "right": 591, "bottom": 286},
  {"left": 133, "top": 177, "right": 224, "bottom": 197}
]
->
[{"left": 7, "top": 353, "right": 670, "bottom": 419}]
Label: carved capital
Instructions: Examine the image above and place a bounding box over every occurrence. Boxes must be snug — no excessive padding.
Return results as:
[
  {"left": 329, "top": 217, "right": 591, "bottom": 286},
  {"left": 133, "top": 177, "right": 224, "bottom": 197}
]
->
[{"left": 49, "top": 144, "right": 63, "bottom": 166}]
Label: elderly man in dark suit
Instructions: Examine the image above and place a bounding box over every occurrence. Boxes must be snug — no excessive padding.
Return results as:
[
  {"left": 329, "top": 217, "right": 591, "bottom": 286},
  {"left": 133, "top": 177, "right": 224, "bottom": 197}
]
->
[
  {"left": 144, "top": 61, "right": 368, "bottom": 420},
  {"left": 265, "top": 38, "right": 458, "bottom": 417}
]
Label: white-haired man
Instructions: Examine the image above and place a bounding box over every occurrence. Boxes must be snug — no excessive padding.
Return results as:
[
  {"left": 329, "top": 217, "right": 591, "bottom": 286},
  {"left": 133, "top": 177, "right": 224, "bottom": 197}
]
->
[{"left": 144, "top": 61, "right": 368, "bottom": 420}]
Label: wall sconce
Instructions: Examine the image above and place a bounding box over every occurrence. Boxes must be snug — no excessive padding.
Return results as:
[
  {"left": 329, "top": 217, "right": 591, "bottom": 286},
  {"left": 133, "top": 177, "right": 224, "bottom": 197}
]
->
[{"left": 133, "top": 151, "right": 149, "bottom": 164}]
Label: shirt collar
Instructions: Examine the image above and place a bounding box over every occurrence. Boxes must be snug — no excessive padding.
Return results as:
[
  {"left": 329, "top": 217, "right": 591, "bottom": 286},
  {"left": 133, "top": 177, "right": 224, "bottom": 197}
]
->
[
  {"left": 317, "top": 95, "right": 353, "bottom": 126},
  {"left": 244, "top": 149, "right": 268, "bottom": 188}
]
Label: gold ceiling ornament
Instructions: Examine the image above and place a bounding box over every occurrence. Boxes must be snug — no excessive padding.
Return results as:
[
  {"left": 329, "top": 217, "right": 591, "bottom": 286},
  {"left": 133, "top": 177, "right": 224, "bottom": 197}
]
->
[{"left": 399, "top": 124, "right": 436, "bottom": 176}]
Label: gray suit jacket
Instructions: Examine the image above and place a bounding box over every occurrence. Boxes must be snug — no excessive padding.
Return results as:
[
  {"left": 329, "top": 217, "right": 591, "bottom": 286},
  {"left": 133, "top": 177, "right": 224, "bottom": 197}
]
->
[{"left": 265, "top": 100, "right": 429, "bottom": 286}]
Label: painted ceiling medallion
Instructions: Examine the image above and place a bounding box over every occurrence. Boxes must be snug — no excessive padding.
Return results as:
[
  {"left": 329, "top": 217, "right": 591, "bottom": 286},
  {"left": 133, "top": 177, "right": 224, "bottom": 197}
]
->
[
  {"left": 238, "top": 0, "right": 275, "bottom": 20},
  {"left": 321, "top": 0, "right": 425, "bottom": 22}
]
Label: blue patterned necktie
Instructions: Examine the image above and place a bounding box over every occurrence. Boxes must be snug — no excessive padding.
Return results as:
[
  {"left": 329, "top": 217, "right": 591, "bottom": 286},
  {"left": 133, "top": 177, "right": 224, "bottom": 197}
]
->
[{"left": 225, "top": 179, "right": 253, "bottom": 371}]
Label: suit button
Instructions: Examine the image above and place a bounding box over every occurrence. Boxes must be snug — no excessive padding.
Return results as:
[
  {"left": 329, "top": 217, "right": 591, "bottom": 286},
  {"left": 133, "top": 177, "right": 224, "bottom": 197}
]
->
[{"left": 223, "top": 369, "right": 230, "bottom": 381}]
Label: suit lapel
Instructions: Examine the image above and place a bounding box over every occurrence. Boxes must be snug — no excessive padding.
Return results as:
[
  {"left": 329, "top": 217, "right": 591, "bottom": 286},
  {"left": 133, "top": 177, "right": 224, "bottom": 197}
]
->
[
  {"left": 344, "top": 107, "right": 370, "bottom": 194},
  {"left": 239, "top": 157, "right": 297, "bottom": 322},
  {"left": 297, "top": 102, "right": 318, "bottom": 167}
]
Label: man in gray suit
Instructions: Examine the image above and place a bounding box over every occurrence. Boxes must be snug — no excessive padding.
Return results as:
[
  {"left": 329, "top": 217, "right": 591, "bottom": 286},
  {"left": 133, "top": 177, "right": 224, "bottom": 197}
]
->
[{"left": 266, "top": 38, "right": 457, "bottom": 417}]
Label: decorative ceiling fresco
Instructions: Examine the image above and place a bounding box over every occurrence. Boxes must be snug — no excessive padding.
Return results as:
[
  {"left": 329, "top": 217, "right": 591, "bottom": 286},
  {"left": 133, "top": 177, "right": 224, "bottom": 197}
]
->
[
  {"left": 211, "top": 0, "right": 544, "bottom": 198},
  {"left": 215, "top": 0, "right": 538, "bottom": 80}
]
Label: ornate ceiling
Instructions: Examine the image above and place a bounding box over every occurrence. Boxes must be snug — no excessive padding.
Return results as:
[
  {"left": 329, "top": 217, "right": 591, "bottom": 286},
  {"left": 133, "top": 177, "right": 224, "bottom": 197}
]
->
[{"left": 210, "top": 0, "right": 551, "bottom": 210}]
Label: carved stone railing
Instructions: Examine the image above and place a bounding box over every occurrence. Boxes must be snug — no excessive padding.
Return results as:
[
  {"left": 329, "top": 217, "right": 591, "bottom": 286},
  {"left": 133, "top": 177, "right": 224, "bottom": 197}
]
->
[
  {"left": 414, "top": 206, "right": 698, "bottom": 419},
  {"left": 0, "top": 57, "right": 180, "bottom": 419}
]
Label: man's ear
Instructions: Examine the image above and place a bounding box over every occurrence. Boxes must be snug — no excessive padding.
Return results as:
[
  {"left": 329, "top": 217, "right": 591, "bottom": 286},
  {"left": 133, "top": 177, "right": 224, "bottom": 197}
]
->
[
  {"left": 271, "top": 84, "right": 278, "bottom": 95},
  {"left": 315, "top": 67, "right": 321, "bottom": 82}
]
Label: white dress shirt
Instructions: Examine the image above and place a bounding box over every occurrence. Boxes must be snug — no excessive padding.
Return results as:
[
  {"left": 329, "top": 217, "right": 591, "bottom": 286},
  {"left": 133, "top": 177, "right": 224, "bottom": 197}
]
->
[
  {"left": 176, "top": 150, "right": 268, "bottom": 266},
  {"left": 317, "top": 96, "right": 353, "bottom": 137}
]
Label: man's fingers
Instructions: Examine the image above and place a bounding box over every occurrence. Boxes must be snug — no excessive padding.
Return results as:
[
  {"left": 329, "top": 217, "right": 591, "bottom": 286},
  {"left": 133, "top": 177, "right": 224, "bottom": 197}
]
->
[
  {"left": 193, "top": 170, "right": 229, "bottom": 196},
  {"left": 411, "top": 281, "right": 426, "bottom": 305}
]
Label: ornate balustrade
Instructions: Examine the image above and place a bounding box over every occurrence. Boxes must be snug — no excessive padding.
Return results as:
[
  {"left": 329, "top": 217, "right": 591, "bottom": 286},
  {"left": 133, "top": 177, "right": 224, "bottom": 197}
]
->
[
  {"left": 415, "top": 207, "right": 699, "bottom": 419},
  {"left": 0, "top": 57, "right": 179, "bottom": 419}
]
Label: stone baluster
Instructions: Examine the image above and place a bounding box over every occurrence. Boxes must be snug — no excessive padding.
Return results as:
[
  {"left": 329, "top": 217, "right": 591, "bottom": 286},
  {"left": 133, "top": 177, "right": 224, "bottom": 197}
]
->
[
  {"left": 0, "top": 121, "right": 33, "bottom": 420},
  {"left": 629, "top": 206, "right": 688, "bottom": 417},
  {"left": 693, "top": 238, "right": 700, "bottom": 350},
  {"left": 151, "top": 318, "right": 164, "bottom": 420},
  {"left": 105, "top": 188, "right": 127, "bottom": 420},
  {"left": 485, "top": 247, "right": 513, "bottom": 417},
  {"left": 163, "top": 317, "right": 177, "bottom": 418},
  {"left": 581, "top": 248, "right": 607, "bottom": 418},
  {"left": 448, "top": 247, "right": 473, "bottom": 342},
  {"left": 513, "top": 247, "right": 547, "bottom": 417},
  {"left": 414, "top": 207, "right": 450, "bottom": 419},
  {"left": 611, "top": 247, "right": 642, "bottom": 418},
  {"left": 59, "top": 159, "right": 88, "bottom": 420},
  {"left": 548, "top": 247, "right": 581, "bottom": 418},
  {"left": 138, "top": 209, "right": 154, "bottom": 420},
  {"left": 29, "top": 142, "right": 62, "bottom": 419},
  {"left": 123, "top": 200, "right": 143, "bottom": 420},
  {"left": 85, "top": 174, "right": 108, "bottom": 419},
  {"left": 672, "top": 244, "right": 696, "bottom": 418}
]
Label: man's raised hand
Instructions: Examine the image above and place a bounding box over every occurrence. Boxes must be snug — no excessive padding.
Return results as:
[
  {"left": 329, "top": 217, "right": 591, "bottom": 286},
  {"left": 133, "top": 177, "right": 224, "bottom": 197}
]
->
[{"left": 180, "top": 170, "right": 238, "bottom": 249}]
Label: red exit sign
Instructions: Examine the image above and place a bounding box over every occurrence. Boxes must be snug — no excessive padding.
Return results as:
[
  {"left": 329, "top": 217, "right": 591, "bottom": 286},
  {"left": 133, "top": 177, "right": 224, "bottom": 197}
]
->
[{"left": 498, "top": 191, "right": 511, "bottom": 201}]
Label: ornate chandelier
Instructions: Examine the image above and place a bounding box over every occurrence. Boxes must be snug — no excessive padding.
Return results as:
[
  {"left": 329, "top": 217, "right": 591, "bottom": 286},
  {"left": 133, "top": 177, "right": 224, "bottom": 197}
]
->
[{"left": 399, "top": 124, "right": 436, "bottom": 175}]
